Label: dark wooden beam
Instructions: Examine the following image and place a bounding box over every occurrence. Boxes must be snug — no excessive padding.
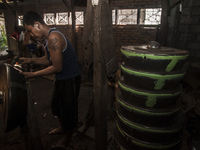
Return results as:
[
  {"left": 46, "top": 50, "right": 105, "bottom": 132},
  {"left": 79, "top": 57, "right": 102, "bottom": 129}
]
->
[
  {"left": 170, "top": 7, "right": 181, "bottom": 47},
  {"left": 20, "top": 82, "right": 44, "bottom": 150},
  {"left": 0, "top": 3, "right": 6, "bottom": 9},
  {"left": 82, "top": 0, "right": 93, "bottom": 67},
  {"left": 75, "top": 0, "right": 87, "bottom": 7},
  {"left": 62, "top": 0, "right": 77, "bottom": 50},
  {"left": 93, "top": 0, "right": 116, "bottom": 149},
  {"left": 62, "top": 0, "right": 71, "bottom": 12},
  {"left": 170, "top": 0, "right": 181, "bottom": 8},
  {"left": 93, "top": 0, "right": 108, "bottom": 146},
  {"left": 2, "top": 0, "right": 15, "bottom": 15},
  {"left": 13, "top": 0, "right": 18, "bottom": 25},
  {"left": 1, "top": 0, "right": 24, "bottom": 2},
  {"left": 83, "top": 1, "right": 117, "bottom": 150},
  {"left": 71, "top": 10, "right": 76, "bottom": 50},
  {"left": 62, "top": 0, "right": 76, "bottom": 11},
  {"left": 159, "top": 0, "right": 170, "bottom": 46}
]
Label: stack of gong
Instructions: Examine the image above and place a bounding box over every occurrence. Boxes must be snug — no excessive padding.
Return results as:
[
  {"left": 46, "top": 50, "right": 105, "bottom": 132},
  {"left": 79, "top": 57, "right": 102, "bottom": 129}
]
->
[
  {"left": 114, "top": 41, "right": 189, "bottom": 150},
  {"left": 0, "top": 63, "right": 27, "bottom": 133}
]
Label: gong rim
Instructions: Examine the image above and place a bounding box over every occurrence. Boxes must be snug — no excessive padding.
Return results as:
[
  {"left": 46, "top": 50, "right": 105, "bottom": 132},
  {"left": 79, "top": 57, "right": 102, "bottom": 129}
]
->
[{"left": 0, "top": 63, "right": 27, "bottom": 133}]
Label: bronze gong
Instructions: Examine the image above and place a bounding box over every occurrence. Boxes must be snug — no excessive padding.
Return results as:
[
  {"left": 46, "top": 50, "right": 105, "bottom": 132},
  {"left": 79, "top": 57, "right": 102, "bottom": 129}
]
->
[{"left": 0, "top": 63, "right": 27, "bottom": 133}]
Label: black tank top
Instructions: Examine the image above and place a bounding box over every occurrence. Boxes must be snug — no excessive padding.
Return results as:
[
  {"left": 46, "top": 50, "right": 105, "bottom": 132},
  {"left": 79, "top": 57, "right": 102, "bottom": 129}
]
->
[{"left": 45, "top": 28, "right": 80, "bottom": 80}]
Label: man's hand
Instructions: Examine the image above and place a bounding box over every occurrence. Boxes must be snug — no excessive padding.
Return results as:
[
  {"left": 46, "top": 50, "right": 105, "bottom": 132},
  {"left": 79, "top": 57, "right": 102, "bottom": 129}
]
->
[
  {"left": 19, "top": 57, "right": 32, "bottom": 65},
  {"left": 20, "top": 71, "right": 35, "bottom": 79}
]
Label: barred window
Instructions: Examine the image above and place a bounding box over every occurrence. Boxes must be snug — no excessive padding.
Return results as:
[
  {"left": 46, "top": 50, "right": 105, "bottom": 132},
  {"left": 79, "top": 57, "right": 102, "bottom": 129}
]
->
[
  {"left": 117, "top": 9, "right": 137, "bottom": 25},
  {"left": 139, "top": 8, "right": 162, "bottom": 25},
  {"left": 112, "top": 8, "right": 162, "bottom": 26},
  {"left": 44, "top": 13, "right": 55, "bottom": 25},
  {"left": 56, "top": 12, "right": 69, "bottom": 25},
  {"left": 112, "top": 10, "right": 116, "bottom": 25},
  {"left": 18, "top": 15, "right": 23, "bottom": 26},
  {"left": 76, "top": 11, "right": 84, "bottom": 25}
]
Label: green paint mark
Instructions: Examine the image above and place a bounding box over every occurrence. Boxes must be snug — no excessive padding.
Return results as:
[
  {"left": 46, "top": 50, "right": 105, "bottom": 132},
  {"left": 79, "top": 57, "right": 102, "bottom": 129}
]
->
[
  {"left": 155, "top": 78, "right": 166, "bottom": 90},
  {"left": 118, "top": 81, "right": 182, "bottom": 107},
  {"left": 166, "top": 59, "right": 179, "bottom": 72},
  {"left": 117, "top": 96, "right": 180, "bottom": 116},
  {"left": 146, "top": 95, "right": 157, "bottom": 107},
  {"left": 121, "top": 65, "right": 185, "bottom": 90},
  {"left": 117, "top": 111, "right": 182, "bottom": 133},
  {"left": 116, "top": 122, "right": 181, "bottom": 149},
  {"left": 121, "top": 48, "right": 189, "bottom": 60}
]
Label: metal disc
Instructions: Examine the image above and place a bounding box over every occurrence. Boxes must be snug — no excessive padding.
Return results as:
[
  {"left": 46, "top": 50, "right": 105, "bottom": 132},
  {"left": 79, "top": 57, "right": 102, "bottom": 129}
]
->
[{"left": 0, "top": 63, "right": 27, "bottom": 133}]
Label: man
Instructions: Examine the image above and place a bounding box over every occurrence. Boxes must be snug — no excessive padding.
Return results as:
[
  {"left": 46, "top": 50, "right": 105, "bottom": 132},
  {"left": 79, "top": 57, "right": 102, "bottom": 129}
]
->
[{"left": 20, "top": 11, "right": 81, "bottom": 147}]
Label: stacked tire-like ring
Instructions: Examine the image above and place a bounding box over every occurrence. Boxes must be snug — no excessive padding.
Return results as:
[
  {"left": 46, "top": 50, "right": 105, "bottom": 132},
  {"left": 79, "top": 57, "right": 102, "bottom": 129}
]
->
[{"left": 114, "top": 42, "right": 189, "bottom": 150}]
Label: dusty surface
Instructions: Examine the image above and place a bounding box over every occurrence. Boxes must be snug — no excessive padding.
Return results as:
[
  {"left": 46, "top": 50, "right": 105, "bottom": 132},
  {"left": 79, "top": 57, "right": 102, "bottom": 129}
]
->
[
  {"left": 0, "top": 76, "right": 116, "bottom": 150},
  {"left": 0, "top": 71, "right": 200, "bottom": 150}
]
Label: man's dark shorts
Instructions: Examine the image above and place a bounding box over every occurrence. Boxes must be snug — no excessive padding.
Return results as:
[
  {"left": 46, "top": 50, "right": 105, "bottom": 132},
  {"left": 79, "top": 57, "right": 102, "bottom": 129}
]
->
[{"left": 51, "top": 75, "right": 81, "bottom": 131}]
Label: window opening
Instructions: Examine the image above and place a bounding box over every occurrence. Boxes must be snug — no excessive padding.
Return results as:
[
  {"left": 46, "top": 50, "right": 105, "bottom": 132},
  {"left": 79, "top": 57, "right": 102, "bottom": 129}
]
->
[
  {"left": 76, "top": 11, "right": 84, "bottom": 25},
  {"left": 112, "top": 9, "right": 116, "bottom": 24},
  {"left": 44, "top": 13, "right": 55, "bottom": 25},
  {"left": 139, "top": 8, "right": 162, "bottom": 25},
  {"left": 56, "top": 12, "right": 69, "bottom": 25},
  {"left": 117, "top": 9, "right": 137, "bottom": 25},
  {"left": 18, "top": 15, "right": 23, "bottom": 26}
]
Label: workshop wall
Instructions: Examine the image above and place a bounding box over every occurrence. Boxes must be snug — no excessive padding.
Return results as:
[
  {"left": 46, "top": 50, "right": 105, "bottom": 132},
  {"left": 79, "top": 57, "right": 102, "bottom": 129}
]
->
[
  {"left": 167, "top": 0, "right": 200, "bottom": 72},
  {"left": 177, "top": 0, "right": 200, "bottom": 59},
  {"left": 106, "top": 0, "right": 161, "bottom": 60},
  {"left": 110, "top": 0, "right": 161, "bottom": 8},
  {"left": 17, "top": 0, "right": 161, "bottom": 72}
]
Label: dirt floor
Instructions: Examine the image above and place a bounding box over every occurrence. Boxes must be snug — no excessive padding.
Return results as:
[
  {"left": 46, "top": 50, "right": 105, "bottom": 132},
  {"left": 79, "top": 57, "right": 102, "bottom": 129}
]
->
[
  {"left": 0, "top": 75, "right": 116, "bottom": 150},
  {"left": 0, "top": 68, "right": 200, "bottom": 150}
]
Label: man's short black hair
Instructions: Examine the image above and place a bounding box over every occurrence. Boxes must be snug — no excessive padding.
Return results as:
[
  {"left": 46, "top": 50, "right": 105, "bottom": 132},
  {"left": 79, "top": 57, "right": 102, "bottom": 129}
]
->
[{"left": 23, "top": 11, "right": 45, "bottom": 26}]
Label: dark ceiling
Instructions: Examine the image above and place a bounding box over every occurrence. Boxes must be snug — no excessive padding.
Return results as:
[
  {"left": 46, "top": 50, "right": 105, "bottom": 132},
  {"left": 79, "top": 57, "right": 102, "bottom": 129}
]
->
[{"left": 0, "top": 0, "right": 87, "bottom": 11}]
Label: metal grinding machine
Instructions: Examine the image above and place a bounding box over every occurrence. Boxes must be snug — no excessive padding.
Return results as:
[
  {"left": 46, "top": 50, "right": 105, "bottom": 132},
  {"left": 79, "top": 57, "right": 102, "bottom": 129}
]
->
[
  {"left": 114, "top": 41, "right": 189, "bottom": 150},
  {"left": 0, "top": 63, "right": 27, "bottom": 133}
]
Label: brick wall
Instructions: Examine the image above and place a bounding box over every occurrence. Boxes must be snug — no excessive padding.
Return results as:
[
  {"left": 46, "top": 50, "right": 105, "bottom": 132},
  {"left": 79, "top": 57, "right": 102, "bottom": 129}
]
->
[
  {"left": 110, "top": 0, "right": 161, "bottom": 61},
  {"left": 113, "top": 25, "right": 157, "bottom": 58},
  {"left": 18, "top": 0, "right": 161, "bottom": 70},
  {"left": 110, "top": 0, "right": 161, "bottom": 8}
]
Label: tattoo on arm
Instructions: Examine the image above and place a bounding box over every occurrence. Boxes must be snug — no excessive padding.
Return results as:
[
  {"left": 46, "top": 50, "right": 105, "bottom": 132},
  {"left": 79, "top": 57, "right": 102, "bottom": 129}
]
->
[{"left": 49, "top": 38, "right": 59, "bottom": 51}]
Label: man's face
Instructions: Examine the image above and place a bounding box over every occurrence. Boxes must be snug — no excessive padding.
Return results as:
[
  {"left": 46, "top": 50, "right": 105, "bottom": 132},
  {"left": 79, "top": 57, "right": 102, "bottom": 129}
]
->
[{"left": 25, "top": 23, "right": 42, "bottom": 39}]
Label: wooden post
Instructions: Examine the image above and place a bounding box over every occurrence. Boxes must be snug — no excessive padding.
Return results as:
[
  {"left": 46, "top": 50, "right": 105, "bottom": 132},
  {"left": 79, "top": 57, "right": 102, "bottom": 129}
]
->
[
  {"left": 63, "top": 0, "right": 77, "bottom": 51},
  {"left": 20, "top": 82, "right": 44, "bottom": 150},
  {"left": 160, "top": 0, "right": 170, "bottom": 46},
  {"left": 93, "top": 0, "right": 115, "bottom": 149},
  {"left": 71, "top": 10, "right": 77, "bottom": 50},
  {"left": 93, "top": 1, "right": 107, "bottom": 150},
  {"left": 83, "top": 0, "right": 116, "bottom": 149},
  {"left": 170, "top": 7, "right": 181, "bottom": 47}
]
